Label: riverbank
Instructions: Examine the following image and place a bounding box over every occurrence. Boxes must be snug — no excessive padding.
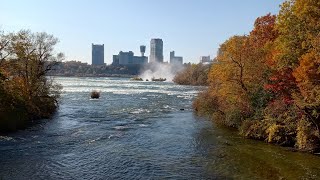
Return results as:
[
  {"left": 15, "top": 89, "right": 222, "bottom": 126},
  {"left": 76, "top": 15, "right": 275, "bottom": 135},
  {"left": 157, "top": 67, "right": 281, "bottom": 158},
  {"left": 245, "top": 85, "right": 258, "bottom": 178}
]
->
[{"left": 189, "top": 0, "right": 320, "bottom": 153}]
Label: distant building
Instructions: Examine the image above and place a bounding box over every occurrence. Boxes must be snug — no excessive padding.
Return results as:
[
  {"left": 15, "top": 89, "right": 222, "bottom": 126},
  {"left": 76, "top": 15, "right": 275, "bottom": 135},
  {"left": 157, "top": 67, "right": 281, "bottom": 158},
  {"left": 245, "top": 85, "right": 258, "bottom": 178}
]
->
[
  {"left": 92, "top": 44, "right": 104, "bottom": 65},
  {"left": 149, "top": 39, "right": 163, "bottom": 63},
  {"left": 140, "top": 45, "right": 146, "bottom": 57},
  {"left": 200, "top": 56, "right": 212, "bottom": 64},
  {"left": 170, "top": 51, "right": 183, "bottom": 65},
  {"left": 112, "top": 47, "right": 148, "bottom": 66}
]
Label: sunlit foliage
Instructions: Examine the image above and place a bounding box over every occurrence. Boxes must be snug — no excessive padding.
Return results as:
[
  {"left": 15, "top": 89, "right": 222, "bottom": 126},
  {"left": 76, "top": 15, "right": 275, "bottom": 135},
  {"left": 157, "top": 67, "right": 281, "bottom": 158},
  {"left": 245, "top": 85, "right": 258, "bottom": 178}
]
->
[{"left": 194, "top": 0, "right": 320, "bottom": 152}]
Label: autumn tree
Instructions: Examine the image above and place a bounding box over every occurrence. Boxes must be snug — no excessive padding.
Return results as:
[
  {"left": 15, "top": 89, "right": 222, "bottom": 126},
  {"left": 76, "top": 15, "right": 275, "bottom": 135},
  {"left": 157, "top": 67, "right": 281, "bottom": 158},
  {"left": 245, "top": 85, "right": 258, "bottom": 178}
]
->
[
  {"left": 194, "top": 13, "right": 279, "bottom": 128},
  {"left": 206, "top": 36, "right": 254, "bottom": 127},
  {"left": 215, "top": 36, "right": 249, "bottom": 91},
  {"left": 0, "top": 29, "right": 63, "bottom": 132},
  {"left": 266, "top": 0, "right": 320, "bottom": 150},
  {"left": 193, "top": 0, "right": 320, "bottom": 152},
  {"left": 275, "top": 0, "right": 320, "bottom": 68},
  {"left": 249, "top": 14, "right": 278, "bottom": 48}
]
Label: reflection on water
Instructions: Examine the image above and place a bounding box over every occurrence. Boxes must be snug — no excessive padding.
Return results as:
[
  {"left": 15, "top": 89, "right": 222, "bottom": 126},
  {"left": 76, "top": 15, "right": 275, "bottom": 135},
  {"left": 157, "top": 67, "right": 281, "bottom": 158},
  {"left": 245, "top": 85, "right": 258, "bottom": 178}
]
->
[{"left": 0, "top": 77, "right": 319, "bottom": 179}]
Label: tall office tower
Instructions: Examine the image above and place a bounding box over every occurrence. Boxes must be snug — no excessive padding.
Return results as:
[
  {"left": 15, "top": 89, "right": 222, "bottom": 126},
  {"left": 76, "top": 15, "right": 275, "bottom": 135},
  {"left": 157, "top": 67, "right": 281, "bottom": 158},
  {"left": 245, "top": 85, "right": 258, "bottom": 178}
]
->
[
  {"left": 92, "top": 44, "right": 104, "bottom": 65},
  {"left": 149, "top": 39, "right": 163, "bottom": 63}
]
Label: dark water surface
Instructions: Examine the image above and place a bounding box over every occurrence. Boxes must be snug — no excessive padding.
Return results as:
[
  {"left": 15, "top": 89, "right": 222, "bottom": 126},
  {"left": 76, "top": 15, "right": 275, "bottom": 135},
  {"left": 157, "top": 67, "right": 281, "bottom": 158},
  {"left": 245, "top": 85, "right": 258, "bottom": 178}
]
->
[{"left": 1, "top": 77, "right": 320, "bottom": 179}]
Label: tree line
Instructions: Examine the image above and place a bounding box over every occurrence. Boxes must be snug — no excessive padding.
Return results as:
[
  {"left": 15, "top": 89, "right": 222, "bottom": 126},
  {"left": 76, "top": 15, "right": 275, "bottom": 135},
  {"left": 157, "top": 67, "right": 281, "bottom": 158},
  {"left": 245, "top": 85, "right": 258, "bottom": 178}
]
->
[
  {"left": 192, "top": 0, "right": 319, "bottom": 152},
  {"left": 49, "top": 61, "right": 144, "bottom": 77},
  {"left": 0, "top": 30, "right": 63, "bottom": 132}
]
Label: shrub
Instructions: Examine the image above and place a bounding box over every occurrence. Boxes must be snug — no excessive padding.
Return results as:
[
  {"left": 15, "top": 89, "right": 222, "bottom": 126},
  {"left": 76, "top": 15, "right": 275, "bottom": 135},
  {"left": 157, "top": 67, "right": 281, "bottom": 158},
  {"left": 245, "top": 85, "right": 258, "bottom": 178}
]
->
[
  {"left": 296, "top": 117, "right": 320, "bottom": 152},
  {"left": 173, "top": 64, "right": 210, "bottom": 86},
  {"left": 266, "top": 124, "right": 296, "bottom": 146},
  {"left": 239, "top": 120, "right": 268, "bottom": 141},
  {"left": 193, "top": 90, "right": 218, "bottom": 116}
]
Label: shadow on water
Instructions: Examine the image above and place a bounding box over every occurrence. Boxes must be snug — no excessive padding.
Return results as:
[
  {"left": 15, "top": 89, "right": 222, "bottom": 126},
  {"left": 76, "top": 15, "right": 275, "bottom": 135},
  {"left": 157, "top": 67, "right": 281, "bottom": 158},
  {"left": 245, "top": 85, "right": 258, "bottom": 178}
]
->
[{"left": 193, "top": 116, "right": 320, "bottom": 179}]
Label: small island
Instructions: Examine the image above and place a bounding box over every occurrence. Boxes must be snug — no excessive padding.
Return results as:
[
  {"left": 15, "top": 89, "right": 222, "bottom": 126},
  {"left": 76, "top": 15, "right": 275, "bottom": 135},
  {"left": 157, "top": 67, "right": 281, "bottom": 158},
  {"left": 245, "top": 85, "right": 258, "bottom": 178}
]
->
[{"left": 131, "top": 77, "right": 143, "bottom": 81}]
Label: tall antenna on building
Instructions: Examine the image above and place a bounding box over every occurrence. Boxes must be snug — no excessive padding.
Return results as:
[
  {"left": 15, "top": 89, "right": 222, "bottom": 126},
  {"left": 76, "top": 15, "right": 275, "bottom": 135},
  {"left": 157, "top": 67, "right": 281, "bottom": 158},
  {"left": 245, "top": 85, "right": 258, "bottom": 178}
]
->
[{"left": 140, "top": 45, "right": 146, "bottom": 57}]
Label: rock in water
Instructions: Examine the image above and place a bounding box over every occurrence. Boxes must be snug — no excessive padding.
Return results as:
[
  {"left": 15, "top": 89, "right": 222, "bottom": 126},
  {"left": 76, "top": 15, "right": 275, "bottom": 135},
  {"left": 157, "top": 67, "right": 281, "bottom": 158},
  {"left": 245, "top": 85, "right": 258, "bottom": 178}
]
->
[{"left": 91, "top": 90, "right": 100, "bottom": 99}]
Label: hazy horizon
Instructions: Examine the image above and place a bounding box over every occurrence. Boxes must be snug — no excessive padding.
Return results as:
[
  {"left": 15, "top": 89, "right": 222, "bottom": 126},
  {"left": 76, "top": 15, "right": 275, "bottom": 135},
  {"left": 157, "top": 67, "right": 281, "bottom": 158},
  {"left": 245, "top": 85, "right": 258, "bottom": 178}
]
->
[{"left": 0, "top": 0, "right": 284, "bottom": 64}]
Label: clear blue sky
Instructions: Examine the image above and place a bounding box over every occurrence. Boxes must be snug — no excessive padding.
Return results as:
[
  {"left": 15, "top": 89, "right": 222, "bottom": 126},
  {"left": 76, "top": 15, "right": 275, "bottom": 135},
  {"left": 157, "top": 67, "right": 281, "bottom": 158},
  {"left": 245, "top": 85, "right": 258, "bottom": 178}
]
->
[{"left": 0, "top": 0, "right": 285, "bottom": 64}]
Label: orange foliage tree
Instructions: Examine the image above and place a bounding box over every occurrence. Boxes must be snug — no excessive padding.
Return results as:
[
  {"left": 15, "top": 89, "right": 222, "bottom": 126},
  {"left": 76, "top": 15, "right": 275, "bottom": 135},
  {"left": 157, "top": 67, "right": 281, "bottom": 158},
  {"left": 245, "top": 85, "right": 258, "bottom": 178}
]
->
[
  {"left": 195, "top": 0, "right": 320, "bottom": 151},
  {"left": 203, "top": 13, "right": 278, "bottom": 127}
]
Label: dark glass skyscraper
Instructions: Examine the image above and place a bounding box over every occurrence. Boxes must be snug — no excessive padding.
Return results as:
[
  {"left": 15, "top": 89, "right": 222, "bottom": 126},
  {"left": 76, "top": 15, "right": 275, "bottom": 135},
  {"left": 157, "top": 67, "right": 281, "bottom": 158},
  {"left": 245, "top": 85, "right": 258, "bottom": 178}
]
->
[
  {"left": 92, "top": 44, "right": 104, "bottom": 65},
  {"left": 149, "top": 39, "right": 163, "bottom": 63}
]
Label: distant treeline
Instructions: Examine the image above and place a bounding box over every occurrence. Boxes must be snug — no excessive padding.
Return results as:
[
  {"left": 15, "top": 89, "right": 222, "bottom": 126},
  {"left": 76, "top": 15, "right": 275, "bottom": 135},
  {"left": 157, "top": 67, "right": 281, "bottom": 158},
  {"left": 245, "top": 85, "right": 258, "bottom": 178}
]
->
[
  {"left": 192, "top": 0, "right": 319, "bottom": 152},
  {"left": 173, "top": 63, "right": 210, "bottom": 86},
  {"left": 49, "top": 61, "right": 143, "bottom": 77},
  {"left": 0, "top": 30, "right": 62, "bottom": 132}
]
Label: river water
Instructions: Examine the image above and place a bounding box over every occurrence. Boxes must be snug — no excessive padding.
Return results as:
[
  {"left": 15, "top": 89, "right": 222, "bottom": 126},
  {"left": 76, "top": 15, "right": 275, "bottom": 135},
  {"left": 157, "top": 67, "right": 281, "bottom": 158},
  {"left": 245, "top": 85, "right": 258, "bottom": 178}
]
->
[{"left": 1, "top": 77, "right": 320, "bottom": 179}]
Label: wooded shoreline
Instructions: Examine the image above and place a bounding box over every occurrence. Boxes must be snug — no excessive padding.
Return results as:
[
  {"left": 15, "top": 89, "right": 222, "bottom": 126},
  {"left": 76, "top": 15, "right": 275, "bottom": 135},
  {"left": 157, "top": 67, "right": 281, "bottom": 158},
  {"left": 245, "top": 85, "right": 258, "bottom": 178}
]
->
[{"left": 176, "top": 0, "right": 320, "bottom": 153}]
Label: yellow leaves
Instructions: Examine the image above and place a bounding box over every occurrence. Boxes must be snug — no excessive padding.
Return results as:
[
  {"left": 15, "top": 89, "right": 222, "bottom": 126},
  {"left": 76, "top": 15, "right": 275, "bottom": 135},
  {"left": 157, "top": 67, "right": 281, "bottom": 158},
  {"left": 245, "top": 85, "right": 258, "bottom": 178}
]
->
[
  {"left": 293, "top": 50, "right": 320, "bottom": 104},
  {"left": 294, "top": 51, "right": 319, "bottom": 83},
  {"left": 276, "top": 0, "right": 320, "bottom": 69},
  {"left": 204, "top": 13, "right": 281, "bottom": 129}
]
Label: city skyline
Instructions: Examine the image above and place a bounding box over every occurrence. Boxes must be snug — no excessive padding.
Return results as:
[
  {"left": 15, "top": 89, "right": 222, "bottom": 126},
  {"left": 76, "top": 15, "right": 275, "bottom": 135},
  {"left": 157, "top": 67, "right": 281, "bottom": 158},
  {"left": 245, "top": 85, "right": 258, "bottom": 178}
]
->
[{"left": 0, "top": 0, "right": 285, "bottom": 64}]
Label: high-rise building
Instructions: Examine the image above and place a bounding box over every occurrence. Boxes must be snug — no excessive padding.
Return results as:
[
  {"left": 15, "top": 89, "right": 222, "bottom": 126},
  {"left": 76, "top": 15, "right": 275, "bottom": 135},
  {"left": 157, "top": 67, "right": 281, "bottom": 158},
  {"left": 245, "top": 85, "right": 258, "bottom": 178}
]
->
[
  {"left": 200, "top": 56, "right": 212, "bottom": 64},
  {"left": 170, "top": 51, "right": 183, "bottom": 65},
  {"left": 149, "top": 39, "right": 163, "bottom": 63},
  {"left": 92, "top": 44, "right": 104, "bottom": 65}
]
